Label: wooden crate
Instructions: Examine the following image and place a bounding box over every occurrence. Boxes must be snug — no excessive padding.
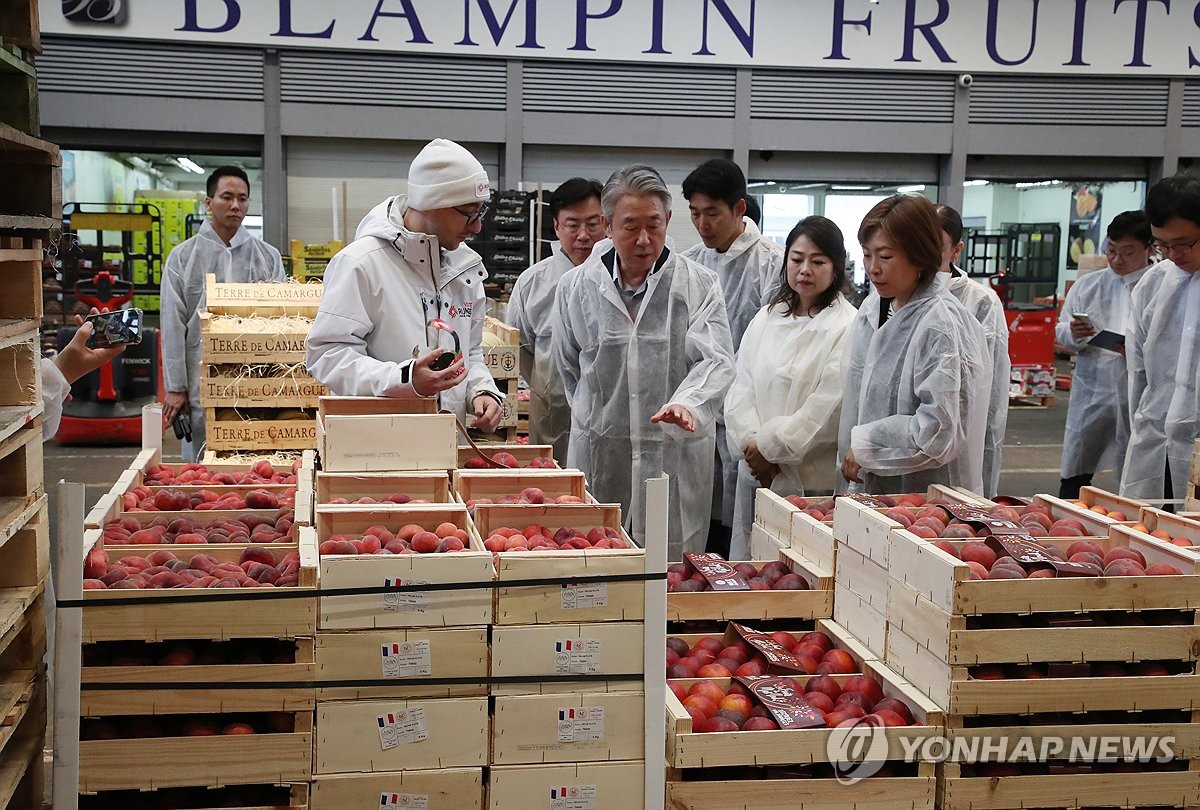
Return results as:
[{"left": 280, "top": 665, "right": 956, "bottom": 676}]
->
[
  {"left": 667, "top": 548, "right": 832, "bottom": 623},
  {"left": 490, "top": 622, "right": 644, "bottom": 696},
  {"left": 1070, "top": 485, "right": 1146, "bottom": 520},
  {"left": 78, "top": 712, "right": 314, "bottom": 792},
  {"left": 754, "top": 490, "right": 837, "bottom": 572},
  {"left": 1033, "top": 493, "right": 1136, "bottom": 533},
  {"left": 313, "top": 696, "right": 488, "bottom": 774},
  {"left": 666, "top": 765, "right": 937, "bottom": 810},
  {"left": 79, "top": 637, "right": 316, "bottom": 716},
  {"left": 200, "top": 364, "right": 329, "bottom": 409},
  {"left": 452, "top": 469, "right": 588, "bottom": 506},
  {"left": 310, "top": 769, "right": 482, "bottom": 810},
  {"left": 0, "top": 240, "right": 41, "bottom": 324},
  {"left": 0, "top": 500, "right": 47, "bottom": 592},
  {"left": 491, "top": 690, "right": 644, "bottom": 765},
  {"left": 312, "top": 507, "right": 494, "bottom": 630},
  {"left": 937, "top": 761, "right": 1200, "bottom": 810},
  {"left": 316, "top": 470, "right": 451, "bottom": 505},
  {"left": 0, "top": 125, "right": 59, "bottom": 218},
  {"left": 78, "top": 783, "right": 310, "bottom": 810},
  {"left": 493, "top": 378, "right": 519, "bottom": 429},
  {"left": 483, "top": 316, "right": 519, "bottom": 380},
  {"left": 886, "top": 526, "right": 1200, "bottom": 715},
  {"left": 85, "top": 490, "right": 285, "bottom": 533},
  {"left": 81, "top": 535, "right": 318, "bottom": 643},
  {"left": 457, "top": 444, "right": 555, "bottom": 469},
  {"left": 204, "top": 273, "right": 323, "bottom": 318},
  {"left": 199, "top": 312, "right": 309, "bottom": 365},
  {"left": 317, "top": 397, "right": 457, "bottom": 473},
  {"left": 0, "top": 673, "right": 45, "bottom": 810},
  {"left": 204, "top": 409, "right": 318, "bottom": 452},
  {"left": 314, "top": 626, "right": 488, "bottom": 700},
  {"left": 1136, "top": 507, "right": 1200, "bottom": 548},
  {"left": 488, "top": 762, "right": 645, "bottom": 810},
  {"left": 0, "top": 0, "right": 41, "bottom": 52},
  {"left": 472, "top": 504, "right": 644, "bottom": 625}
]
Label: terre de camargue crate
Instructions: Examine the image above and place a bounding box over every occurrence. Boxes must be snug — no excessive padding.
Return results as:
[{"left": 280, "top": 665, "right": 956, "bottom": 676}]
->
[
  {"left": 203, "top": 273, "right": 323, "bottom": 318},
  {"left": 482, "top": 316, "right": 519, "bottom": 380},
  {"left": 200, "top": 363, "right": 328, "bottom": 410},
  {"left": 199, "top": 311, "right": 309, "bottom": 365}
]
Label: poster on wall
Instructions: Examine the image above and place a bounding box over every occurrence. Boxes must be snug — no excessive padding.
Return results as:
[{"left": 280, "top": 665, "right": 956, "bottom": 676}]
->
[{"left": 1067, "top": 185, "right": 1102, "bottom": 270}]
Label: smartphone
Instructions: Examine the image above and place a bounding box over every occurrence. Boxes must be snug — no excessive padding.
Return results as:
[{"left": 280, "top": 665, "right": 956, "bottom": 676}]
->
[
  {"left": 85, "top": 308, "right": 143, "bottom": 348},
  {"left": 1072, "top": 313, "right": 1093, "bottom": 327},
  {"left": 428, "top": 351, "right": 458, "bottom": 371}
]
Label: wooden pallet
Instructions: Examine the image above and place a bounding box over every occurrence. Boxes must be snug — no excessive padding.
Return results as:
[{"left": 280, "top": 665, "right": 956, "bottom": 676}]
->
[
  {"left": 937, "top": 761, "right": 1200, "bottom": 810},
  {"left": 0, "top": 237, "right": 40, "bottom": 324},
  {"left": 0, "top": 673, "right": 44, "bottom": 810},
  {"left": 1009, "top": 393, "right": 1056, "bottom": 408}
]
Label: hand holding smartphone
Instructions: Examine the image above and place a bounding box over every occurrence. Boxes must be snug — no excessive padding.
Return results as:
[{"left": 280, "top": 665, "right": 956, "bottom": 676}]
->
[{"left": 85, "top": 308, "right": 144, "bottom": 349}]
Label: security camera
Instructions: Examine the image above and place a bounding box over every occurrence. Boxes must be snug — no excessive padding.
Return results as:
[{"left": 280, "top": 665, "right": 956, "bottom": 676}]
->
[{"left": 958, "top": 74, "right": 974, "bottom": 89}]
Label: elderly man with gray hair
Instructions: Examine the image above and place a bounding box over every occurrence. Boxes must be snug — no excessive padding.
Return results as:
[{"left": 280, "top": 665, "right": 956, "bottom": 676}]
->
[{"left": 553, "top": 164, "right": 735, "bottom": 558}]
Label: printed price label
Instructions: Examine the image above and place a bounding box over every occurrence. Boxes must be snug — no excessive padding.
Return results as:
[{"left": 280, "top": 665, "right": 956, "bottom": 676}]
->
[
  {"left": 552, "top": 639, "right": 602, "bottom": 674},
  {"left": 556, "top": 706, "right": 605, "bottom": 742},
  {"left": 380, "top": 640, "right": 433, "bottom": 679},
  {"left": 375, "top": 706, "right": 428, "bottom": 750},
  {"left": 561, "top": 583, "right": 608, "bottom": 609},
  {"left": 382, "top": 578, "right": 432, "bottom": 613},
  {"left": 379, "top": 794, "right": 429, "bottom": 809},
  {"left": 549, "top": 785, "right": 597, "bottom": 810}
]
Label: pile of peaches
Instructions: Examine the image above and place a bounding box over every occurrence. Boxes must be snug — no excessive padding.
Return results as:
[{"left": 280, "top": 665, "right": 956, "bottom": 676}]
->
[
  {"left": 464, "top": 486, "right": 584, "bottom": 508},
  {"left": 83, "top": 546, "right": 303, "bottom": 589},
  {"left": 324, "top": 491, "right": 431, "bottom": 505},
  {"left": 99, "top": 512, "right": 297, "bottom": 545},
  {"left": 931, "top": 538, "right": 1182, "bottom": 579},
  {"left": 480, "top": 524, "right": 631, "bottom": 552},
  {"left": 142, "top": 460, "right": 301, "bottom": 486},
  {"left": 667, "top": 630, "right": 856, "bottom": 680},
  {"left": 123, "top": 486, "right": 293, "bottom": 513},
  {"left": 667, "top": 560, "right": 809, "bottom": 592},
  {"left": 319, "top": 522, "right": 472, "bottom": 555},
  {"left": 784, "top": 492, "right": 930, "bottom": 522},
  {"left": 461, "top": 452, "right": 555, "bottom": 469}
]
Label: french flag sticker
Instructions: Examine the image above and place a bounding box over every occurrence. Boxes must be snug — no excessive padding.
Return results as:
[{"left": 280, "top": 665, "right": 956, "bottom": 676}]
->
[
  {"left": 556, "top": 640, "right": 573, "bottom": 652},
  {"left": 377, "top": 716, "right": 386, "bottom": 728},
  {"left": 384, "top": 578, "right": 394, "bottom": 588},
  {"left": 559, "top": 709, "right": 576, "bottom": 720}
]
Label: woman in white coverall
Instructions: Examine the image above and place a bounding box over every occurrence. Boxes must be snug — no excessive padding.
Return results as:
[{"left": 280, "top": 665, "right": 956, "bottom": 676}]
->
[
  {"left": 553, "top": 165, "right": 735, "bottom": 560},
  {"left": 839, "top": 194, "right": 988, "bottom": 495},
  {"left": 1056, "top": 211, "right": 1155, "bottom": 499},
  {"left": 725, "top": 216, "right": 856, "bottom": 558}
]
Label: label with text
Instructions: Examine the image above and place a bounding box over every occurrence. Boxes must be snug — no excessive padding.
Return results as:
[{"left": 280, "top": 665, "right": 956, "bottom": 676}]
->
[{"left": 381, "top": 640, "right": 433, "bottom": 678}]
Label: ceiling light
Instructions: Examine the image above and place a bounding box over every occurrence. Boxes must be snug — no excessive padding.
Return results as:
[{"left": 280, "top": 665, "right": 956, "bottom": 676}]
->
[
  {"left": 176, "top": 157, "right": 206, "bottom": 175},
  {"left": 896, "top": 184, "right": 926, "bottom": 193},
  {"left": 831, "top": 185, "right": 873, "bottom": 191},
  {"left": 963, "top": 179, "right": 990, "bottom": 187},
  {"left": 1014, "top": 179, "right": 1062, "bottom": 188}
]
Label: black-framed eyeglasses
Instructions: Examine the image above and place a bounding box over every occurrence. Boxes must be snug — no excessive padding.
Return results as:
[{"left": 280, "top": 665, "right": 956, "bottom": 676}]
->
[
  {"left": 453, "top": 204, "right": 491, "bottom": 227},
  {"left": 1151, "top": 235, "right": 1200, "bottom": 256}
]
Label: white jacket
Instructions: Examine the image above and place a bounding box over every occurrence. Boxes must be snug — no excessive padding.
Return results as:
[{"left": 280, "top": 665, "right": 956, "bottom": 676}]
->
[
  {"left": 946, "top": 270, "right": 1009, "bottom": 497},
  {"left": 1056, "top": 264, "right": 1149, "bottom": 480},
  {"left": 305, "top": 196, "right": 502, "bottom": 423}
]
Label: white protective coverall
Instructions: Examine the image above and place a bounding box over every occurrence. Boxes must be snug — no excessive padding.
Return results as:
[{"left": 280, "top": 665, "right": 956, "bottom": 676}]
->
[
  {"left": 41, "top": 359, "right": 71, "bottom": 440},
  {"left": 1121, "top": 260, "right": 1200, "bottom": 498},
  {"left": 553, "top": 245, "right": 735, "bottom": 559},
  {"left": 724, "top": 295, "right": 857, "bottom": 558},
  {"left": 306, "top": 196, "right": 502, "bottom": 421},
  {"left": 946, "top": 270, "right": 1010, "bottom": 497},
  {"left": 1057, "top": 264, "right": 1150, "bottom": 481},
  {"left": 682, "top": 218, "right": 785, "bottom": 527},
  {"left": 838, "top": 278, "right": 989, "bottom": 495},
  {"left": 507, "top": 243, "right": 574, "bottom": 461},
  {"left": 160, "top": 221, "right": 284, "bottom": 460}
]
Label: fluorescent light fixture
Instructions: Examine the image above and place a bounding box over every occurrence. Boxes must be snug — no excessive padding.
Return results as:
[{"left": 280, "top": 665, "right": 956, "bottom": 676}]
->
[
  {"left": 746, "top": 181, "right": 774, "bottom": 188},
  {"left": 1014, "top": 179, "right": 1062, "bottom": 188},
  {"left": 176, "top": 157, "right": 206, "bottom": 175},
  {"left": 896, "top": 184, "right": 926, "bottom": 193},
  {"left": 830, "top": 185, "right": 873, "bottom": 191},
  {"left": 963, "top": 179, "right": 990, "bottom": 187}
]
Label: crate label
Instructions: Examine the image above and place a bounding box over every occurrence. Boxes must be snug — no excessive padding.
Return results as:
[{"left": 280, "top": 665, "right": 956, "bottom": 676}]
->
[
  {"left": 683, "top": 552, "right": 749, "bottom": 591},
  {"left": 379, "top": 794, "right": 428, "bottom": 809},
  {"left": 735, "top": 675, "right": 825, "bottom": 729},
  {"left": 556, "top": 706, "right": 605, "bottom": 742},
  {"left": 560, "top": 582, "right": 608, "bottom": 609},
  {"left": 376, "top": 706, "right": 428, "bottom": 750},
  {"left": 548, "top": 785, "right": 596, "bottom": 810},
  {"left": 553, "top": 639, "right": 601, "bottom": 674},
  {"left": 937, "top": 506, "right": 1099, "bottom": 577},
  {"left": 726, "top": 622, "right": 807, "bottom": 675},
  {"left": 380, "top": 640, "right": 432, "bottom": 678},
  {"left": 382, "top": 578, "right": 432, "bottom": 613}
]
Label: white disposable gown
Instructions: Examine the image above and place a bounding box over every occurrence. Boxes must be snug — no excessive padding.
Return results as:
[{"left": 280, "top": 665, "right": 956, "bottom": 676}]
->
[
  {"left": 507, "top": 243, "right": 574, "bottom": 461},
  {"left": 682, "top": 218, "right": 785, "bottom": 526},
  {"left": 1057, "top": 264, "right": 1150, "bottom": 480},
  {"left": 1121, "top": 260, "right": 1200, "bottom": 498},
  {"left": 553, "top": 245, "right": 735, "bottom": 559},
  {"left": 838, "top": 279, "right": 989, "bottom": 495},
  {"left": 724, "top": 295, "right": 857, "bottom": 558},
  {"left": 306, "top": 196, "right": 502, "bottom": 423},
  {"left": 946, "top": 270, "right": 1010, "bottom": 497},
  {"left": 160, "top": 221, "right": 284, "bottom": 460},
  {"left": 41, "top": 358, "right": 71, "bottom": 440}
]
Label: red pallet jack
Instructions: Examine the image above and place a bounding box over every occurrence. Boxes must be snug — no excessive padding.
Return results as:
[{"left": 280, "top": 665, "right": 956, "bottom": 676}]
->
[{"left": 54, "top": 271, "right": 162, "bottom": 445}]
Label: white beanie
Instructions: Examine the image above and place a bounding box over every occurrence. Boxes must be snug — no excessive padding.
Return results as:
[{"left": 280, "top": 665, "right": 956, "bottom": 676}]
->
[{"left": 406, "top": 138, "right": 492, "bottom": 211}]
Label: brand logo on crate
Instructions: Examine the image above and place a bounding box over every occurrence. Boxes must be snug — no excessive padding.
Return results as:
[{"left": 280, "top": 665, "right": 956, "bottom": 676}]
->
[
  {"left": 826, "top": 723, "right": 1179, "bottom": 786},
  {"left": 62, "top": 0, "right": 128, "bottom": 24}
]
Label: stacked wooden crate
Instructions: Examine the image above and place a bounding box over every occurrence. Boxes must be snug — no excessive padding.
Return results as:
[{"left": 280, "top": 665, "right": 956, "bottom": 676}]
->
[
  {"left": 0, "top": 2, "right": 56, "bottom": 804},
  {"left": 70, "top": 453, "right": 320, "bottom": 806},
  {"left": 479, "top": 316, "right": 520, "bottom": 442},
  {"left": 310, "top": 396, "right": 490, "bottom": 809},
  {"left": 462, "top": 465, "right": 648, "bottom": 808},
  {"left": 199, "top": 274, "right": 327, "bottom": 456}
]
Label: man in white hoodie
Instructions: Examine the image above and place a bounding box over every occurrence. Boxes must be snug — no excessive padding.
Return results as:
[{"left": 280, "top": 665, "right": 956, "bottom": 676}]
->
[{"left": 306, "top": 139, "right": 503, "bottom": 431}]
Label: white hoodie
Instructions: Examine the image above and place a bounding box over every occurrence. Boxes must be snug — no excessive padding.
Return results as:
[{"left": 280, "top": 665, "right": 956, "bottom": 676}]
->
[{"left": 305, "top": 196, "right": 502, "bottom": 422}]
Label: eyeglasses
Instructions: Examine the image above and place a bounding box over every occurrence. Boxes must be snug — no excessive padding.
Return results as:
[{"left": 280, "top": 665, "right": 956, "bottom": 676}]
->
[
  {"left": 1151, "top": 235, "right": 1200, "bottom": 256},
  {"left": 557, "top": 217, "right": 605, "bottom": 235},
  {"left": 1105, "top": 247, "right": 1148, "bottom": 260},
  {"left": 452, "top": 204, "right": 491, "bottom": 227}
]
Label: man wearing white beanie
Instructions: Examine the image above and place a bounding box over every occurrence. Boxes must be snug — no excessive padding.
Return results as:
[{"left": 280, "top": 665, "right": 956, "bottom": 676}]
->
[{"left": 307, "top": 138, "right": 504, "bottom": 431}]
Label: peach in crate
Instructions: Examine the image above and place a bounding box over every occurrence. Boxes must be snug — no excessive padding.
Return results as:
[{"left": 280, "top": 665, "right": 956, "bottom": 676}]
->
[
  {"left": 666, "top": 548, "right": 833, "bottom": 623},
  {"left": 452, "top": 469, "right": 588, "bottom": 510},
  {"left": 666, "top": 619, "right": 877, "bottom": 681},
  {"left": 457, "top": 444, "right": 555, "bottom": 469},
  {"left": 316, "top": 470, "right": 450, "bottom": 505},
  {"left": 97, "top": 508, "right": 297, "bottom": 547}
]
